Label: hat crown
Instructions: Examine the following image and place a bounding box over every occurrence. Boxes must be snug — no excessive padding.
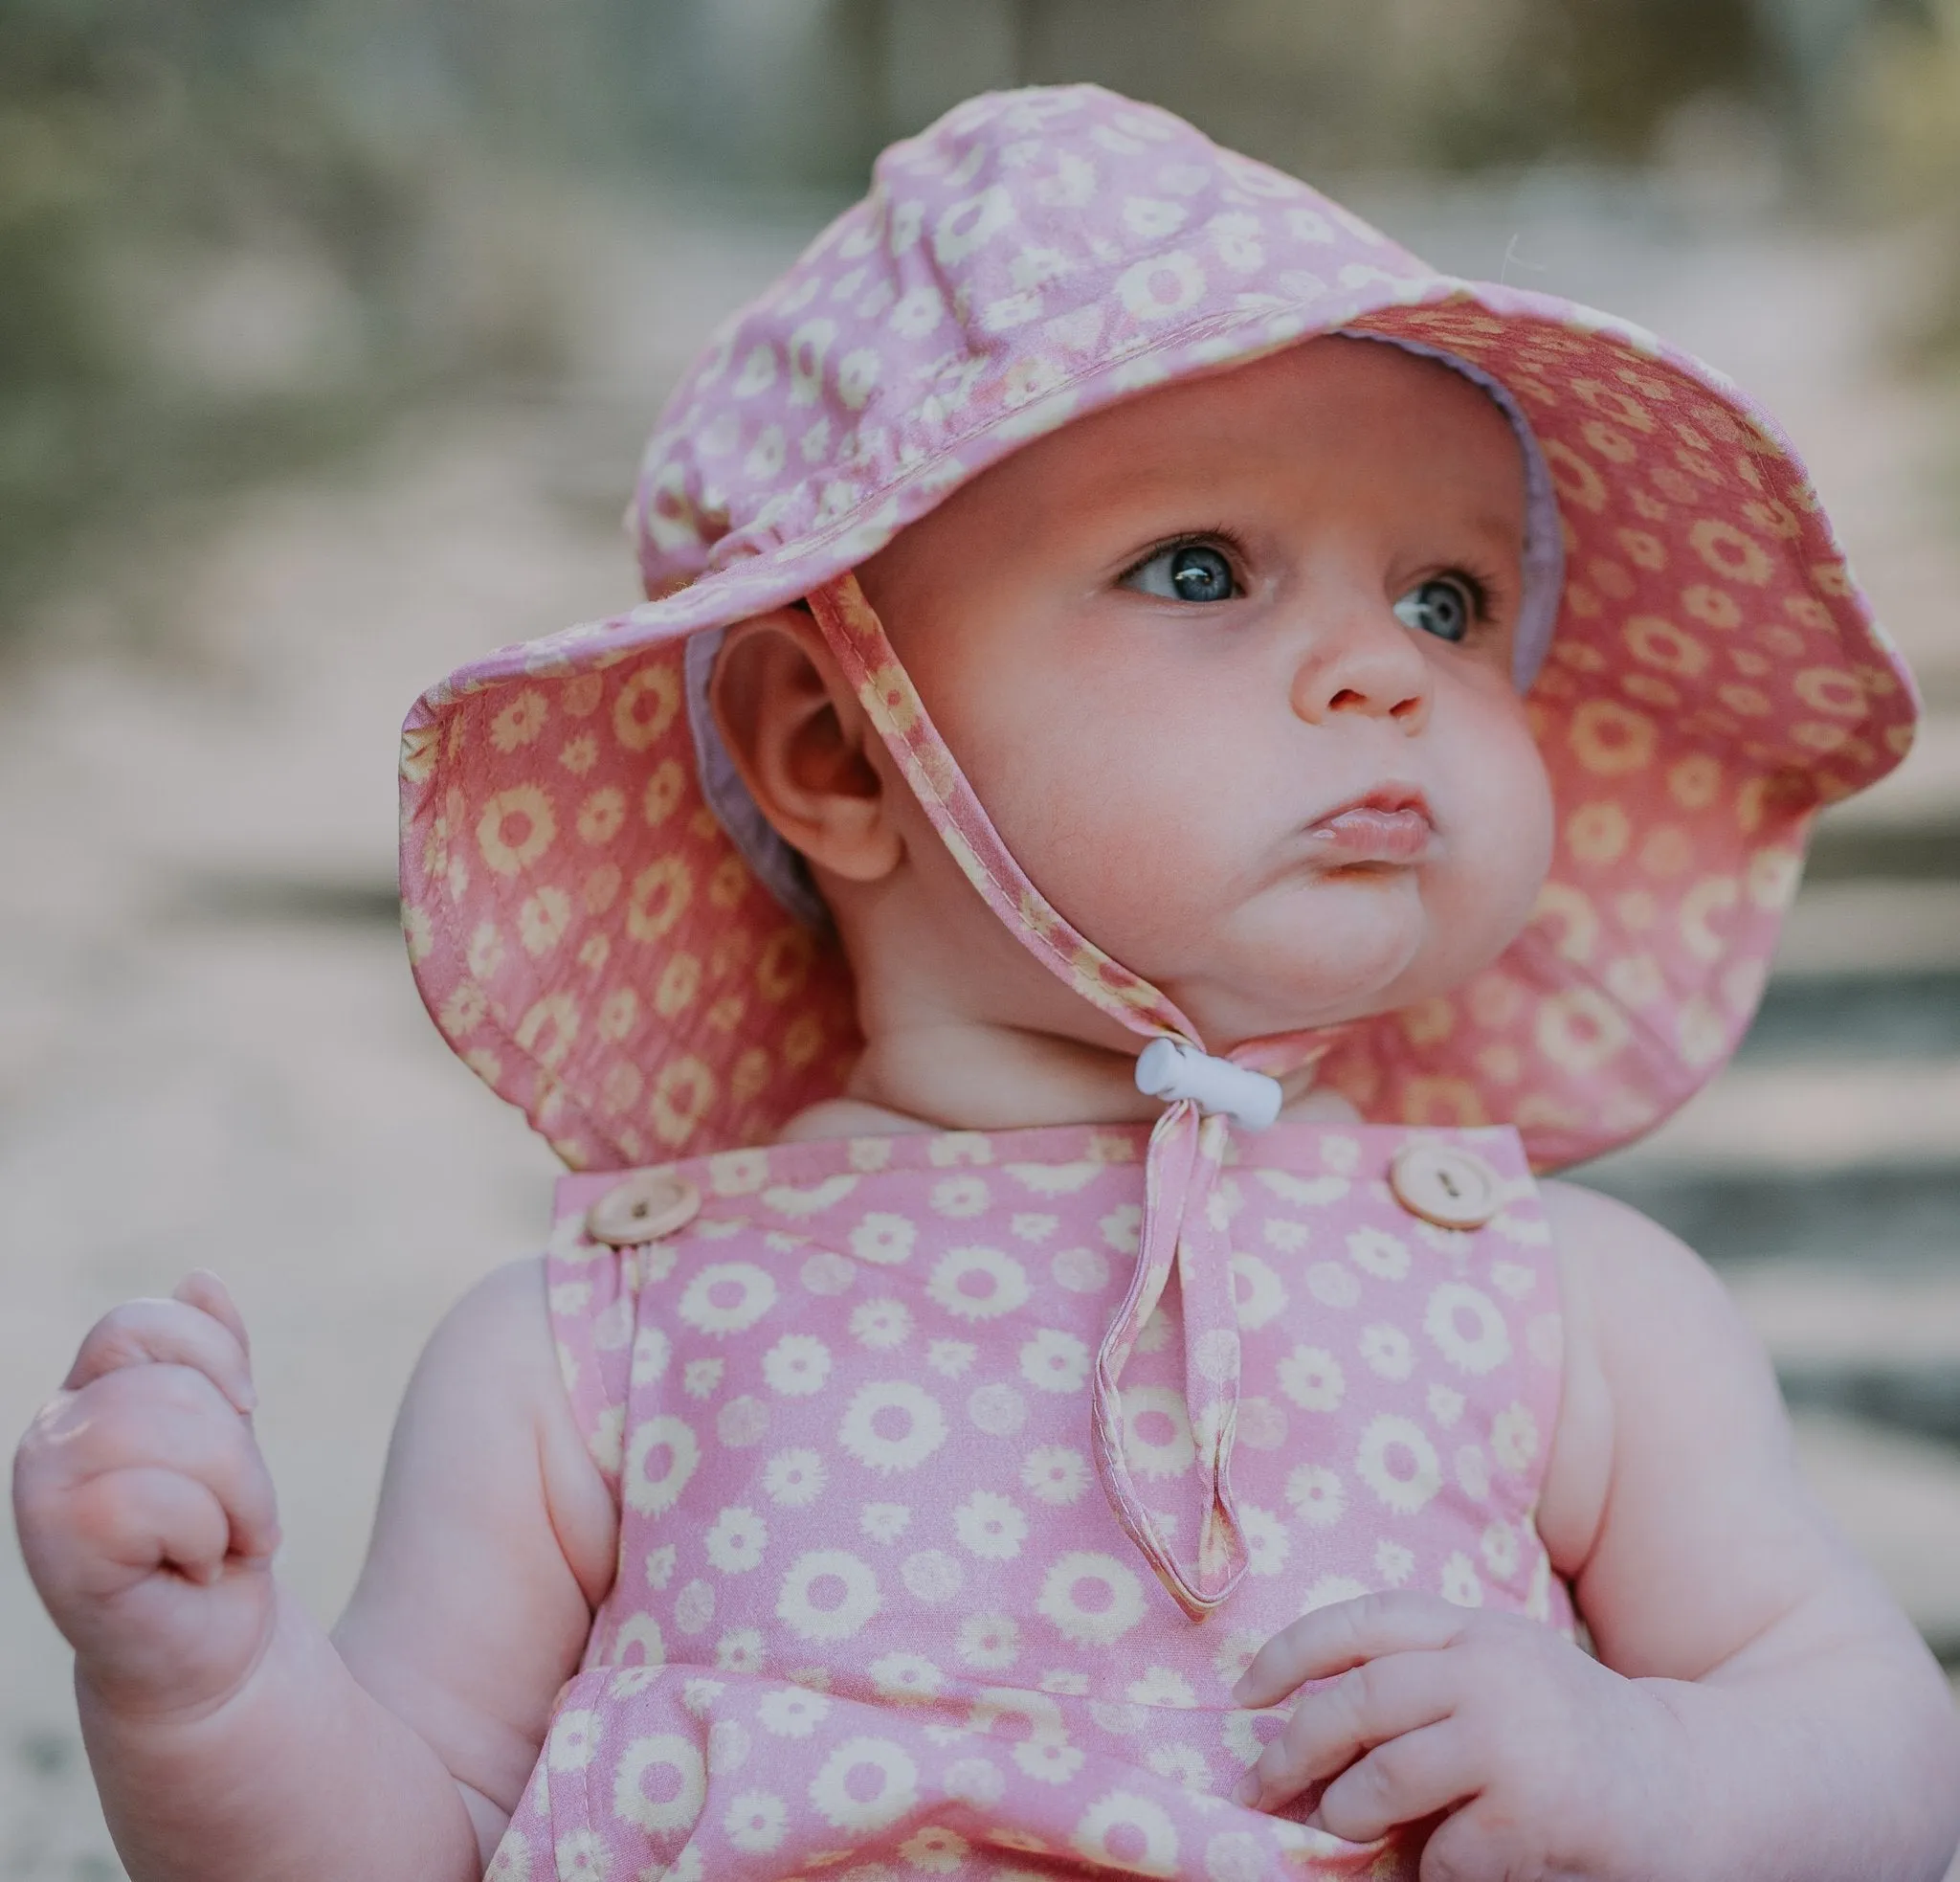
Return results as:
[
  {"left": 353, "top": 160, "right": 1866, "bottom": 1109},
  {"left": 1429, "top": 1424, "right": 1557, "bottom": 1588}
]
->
[{"left": 631, "top": 84, "right": 1429, "bottom": 603}]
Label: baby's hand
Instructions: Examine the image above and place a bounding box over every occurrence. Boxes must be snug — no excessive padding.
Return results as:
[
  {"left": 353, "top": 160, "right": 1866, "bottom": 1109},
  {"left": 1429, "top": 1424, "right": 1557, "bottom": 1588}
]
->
[
  {"left": 12, "top": 1271, "right": 281, "bottom": 1719},
  {"left": 1232, "top": 1592, "right": 1686, "bottom": 1879}
]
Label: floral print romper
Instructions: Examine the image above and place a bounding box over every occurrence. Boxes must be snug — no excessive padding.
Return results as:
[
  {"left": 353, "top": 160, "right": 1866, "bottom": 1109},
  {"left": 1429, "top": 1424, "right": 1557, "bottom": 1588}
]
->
[{"left": 490, "top": 1118, "right": 1570, "bottom": 1880}]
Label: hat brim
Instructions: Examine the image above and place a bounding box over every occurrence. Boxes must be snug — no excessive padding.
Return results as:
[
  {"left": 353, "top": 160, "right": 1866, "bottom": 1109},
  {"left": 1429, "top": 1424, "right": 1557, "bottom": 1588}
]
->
[{"left": 400, "top": 277, "right": 1917, "bottom": 1172}]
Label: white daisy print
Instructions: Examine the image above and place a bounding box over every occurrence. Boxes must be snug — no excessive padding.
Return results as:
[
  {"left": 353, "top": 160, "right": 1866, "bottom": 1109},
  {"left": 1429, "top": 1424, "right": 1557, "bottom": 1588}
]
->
[
  {"left": 1262, "top": 1217, "right": 1310, "bottom": 1255},
  {"left": 1019, "top": 1327, "right": 1090, "bottom": 1392},
  {"left": 715, "top": 1395, "right": 768, "bottom": 1447},
  {"left": 546, "top": 1707, "right": 599, "bottom": 1771},
  {"left": 967, "top": 1381, "right": 1028, "bottom": 1436},
  {"left": 1490, "top": 1400, "right": 1541, "bottom": 1472},
  {"left": 1022, "top": 1444, "right": 1091, "bottom": 1505},
  {"left": 1276, "top": 1345, "right": 1345, "bottom": 1412},
  {"left": 928, "top": 1245, "right": 1031, "bottom": 1321},
  {"left": 774, "top": 1549, "right": 881, "bottom": 1644},
  {"left": 1127, "top": 1666, "right": 1196, "bottom": 1708},
  {"left": 869, "top": 1651, "right": 944, "bottom": 1704},
  {"left": 1428, "top": 1381, "right": 1466, "bottom": 1427},
  {"left": 1441, "top": 1550, "right": 1485, "bottom": 1607},
  {"left": 1359, "top": 1322, "right": 1414, "bottom": 1381},
  {"left": 644, "top": 1544, "right": 677, "bottom": 1590},
  {"left": 798, "top": 1250, "right": 855, "bottom": 1295},
  {"left": 1036, "top": 1552, "right": 1147, "bottom": 1647},
  {"left": 1101, "top": 1204, "right": 1142, "bottom": 1253},
  {"left": 1015, "top": 1736, "right": 1085, "bottom": 1783},
  {"left": 1347, "top": 1225, "right": 1412, "bottom": 1281},
  {"left": 1011, "top": 1212, "right": 1058, "bottom": 1242},
  {"left": 1235, "top": 1395, "right": 1287, "bottom": 1449},
  {"left": 554, "top": 1827, "right": 613, "bottom": 1875},
  {"left": 674, "top": 1578, "right": 715, "bottom": 1634},
  {"left": 850, "top": 1297, "right": 911, "bottom": 1349},
  {"left": 757, "top": 1686, "right": 830, "bottom": 1737},
  {"left": 1147, "top": 1742, "right": 1212, "bottom": 1793},
  {"left": 1211, "top": 1627, "right": 1263, "bottom": 1690},
  {"left": 1456, "top": 1445, "right": 1492, "bottom": 1502},
  {"left": 849, "top": 1212, "right": 916, "bottom": 1266},
  {"left": 1230, "top": 1253, "right": 1287, "bottom": 1330},
  {"left": 623, "top": 1415, "right": 700, "bottom": 1517},
  {"left": 900, "top": 1548, "right": 964, "bottom": 1602},
  {"left": 957, "top": 1612, "right": 1019, "bottom": 1670},
  {"left": 1239, "top": 1504, "right": 1291, "bottom": 1577},
  {"left": 723, "top": 1791, "right": 787, "bottom": 1853},
  {"left": 1051, "top": 1245, "right": 1109, "bottom": 1291},
  {"left": 930, "top": 1175, "right": 991, "bottom": 1219},
  {"left": 1481, "top": 1518, "right": 1522, "bottom": 1581},
  {"left": 629, "top": 1325, "right": 671, "bottom": 1386},
  {"left": 761, "top": 1446, "right": 828, "bottom": 1507},
  {"left": 942, "top": 1757, "right": 1005, "bottom": 1807},
  {"left": 1356, "top": 1414, "right": 1443, "bottom": 1516},
  {"left": 859, "top": 1501, "right": 911, "bottom": 1544},
  {"left": 926, "top": 1337, "right": 977, "bottom": 1377},
  {"left": 808, "top": 1736, "right": 919, "bottom": 1833},
  {"left": 1283, "top": 1462, "right": 1345, "bottom": 1528},
  {"left": 954, "top": 1490, "right": 1029, "bottom": 1560},
  {"left": 678, "top": 1262, "right": 778, "bottom": 1335},
  {"left": 838, "top": 1380, "right": 948, "bottom": 1473},
  {"left": 703, "top": 1505, "right": 768, "bottom": 1574},
  {"left": 682, "top": 1357, "right": 724, "bottom": 1399},
  {"left": 1304, "top": 1261, "right": 1360, "bottom": 1308},
  {"left": 1134, "top": 1307, "right": 1172, "bottom": 1353},
  {"left": 761, "top": 1333, "right": 832, "bottom": 1397},
  {"left": 707, "top": 1718, "right": 750, "bottom": 1775},
  {"left": 1072, "top": 1792, "right": 1178, "bottom": 1872},
  {"left": 1122, "top": 1384, "right": 1195, "bottom": 1478},
  {"left": 899, "top": 1826, "right": 970, "bottom": 1874},
  {"left": 1426, "top": 1283, "right": 1512, "bottom": 1376},
  {"left": 1374, "top": 1538, "right": 1416, "bottom": 1586},
  {"left": 716, "top": 1627, "right": 764, "bottom": 1674}
]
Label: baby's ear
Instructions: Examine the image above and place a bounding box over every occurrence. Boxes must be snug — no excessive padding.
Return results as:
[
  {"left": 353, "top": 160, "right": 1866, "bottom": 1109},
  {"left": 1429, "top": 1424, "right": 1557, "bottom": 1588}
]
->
[{"left": 709, "top": 607, "right": 904, "bottom": 885}]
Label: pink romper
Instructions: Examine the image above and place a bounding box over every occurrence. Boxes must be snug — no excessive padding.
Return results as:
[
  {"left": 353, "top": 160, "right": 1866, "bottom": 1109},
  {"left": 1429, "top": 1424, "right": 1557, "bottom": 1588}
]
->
[{"left": 490, "top": 1119, "right": 1570, "bottom": 1881}]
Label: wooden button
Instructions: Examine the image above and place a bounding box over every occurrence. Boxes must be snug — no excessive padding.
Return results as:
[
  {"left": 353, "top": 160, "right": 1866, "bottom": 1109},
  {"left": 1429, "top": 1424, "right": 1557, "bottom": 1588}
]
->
[
  {"left": 1388, "top": 1142, "right": 1502, "bottom": 1230},
  {"left": 586, "top": 1172, "right": 702, "bottom": 1246}
]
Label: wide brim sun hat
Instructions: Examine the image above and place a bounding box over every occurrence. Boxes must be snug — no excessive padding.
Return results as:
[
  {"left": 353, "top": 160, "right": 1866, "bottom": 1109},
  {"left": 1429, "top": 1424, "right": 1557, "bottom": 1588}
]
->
[{"left": 400, "top": 81, "right": 1917, "bottom": 1180}]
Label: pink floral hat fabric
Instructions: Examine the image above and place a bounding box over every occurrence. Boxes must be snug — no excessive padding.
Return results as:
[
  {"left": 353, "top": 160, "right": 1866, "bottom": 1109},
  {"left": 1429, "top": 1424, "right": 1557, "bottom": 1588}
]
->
[{"left": 399, "top": 82, "right": 1919, "bottom": 1181}]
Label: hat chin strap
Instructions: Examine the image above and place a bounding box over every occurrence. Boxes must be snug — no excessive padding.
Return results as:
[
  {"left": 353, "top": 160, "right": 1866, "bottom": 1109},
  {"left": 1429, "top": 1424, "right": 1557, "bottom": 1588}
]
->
[{"left": 806, "top": 569, "right": 1340, "bottom": 1617}]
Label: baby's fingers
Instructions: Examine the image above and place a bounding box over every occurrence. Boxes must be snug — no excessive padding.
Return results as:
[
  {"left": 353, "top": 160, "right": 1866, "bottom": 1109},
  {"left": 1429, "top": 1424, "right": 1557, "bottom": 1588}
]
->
[
  {"left": 1236, "top": 1650, "right": 1456, "bottom": 1812},
  {"left": 63, "top": 1281, "right": 256, "bottom": 1414},
  {"left": 24, "top": 1364, "right": 279, "bottom": 1569},
  {"left": 1234, "top": 1592, "right": 1468, "bottom": 1708},
  {"left": 1309, "top": 1719, "right": 1478, "bottom": 1845}
]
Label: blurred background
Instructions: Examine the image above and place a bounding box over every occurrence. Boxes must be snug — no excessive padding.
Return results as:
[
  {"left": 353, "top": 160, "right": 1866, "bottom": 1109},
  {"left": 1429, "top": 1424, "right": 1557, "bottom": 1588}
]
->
[{"left": 3, "top": 1, "right": 1958, "bottom": 1871}]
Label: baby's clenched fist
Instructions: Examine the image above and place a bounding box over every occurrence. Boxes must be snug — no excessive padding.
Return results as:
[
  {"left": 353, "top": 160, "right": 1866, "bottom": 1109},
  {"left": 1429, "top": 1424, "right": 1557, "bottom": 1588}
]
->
[{"left": 11, "top": 1271, "right": 282, "bottom": 1720}]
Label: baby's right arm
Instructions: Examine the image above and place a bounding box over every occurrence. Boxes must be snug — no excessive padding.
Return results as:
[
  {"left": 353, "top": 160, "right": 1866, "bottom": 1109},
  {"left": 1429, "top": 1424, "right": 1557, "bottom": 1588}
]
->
[{"left": 11, "top": 1259, "right": 617, "bottom": 1881}]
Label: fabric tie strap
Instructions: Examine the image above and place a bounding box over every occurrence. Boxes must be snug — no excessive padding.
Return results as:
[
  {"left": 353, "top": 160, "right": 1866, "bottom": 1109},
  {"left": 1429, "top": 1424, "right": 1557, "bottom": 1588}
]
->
[{"left": 805, "top": 571, "right": 1340, "bottom": 1618}]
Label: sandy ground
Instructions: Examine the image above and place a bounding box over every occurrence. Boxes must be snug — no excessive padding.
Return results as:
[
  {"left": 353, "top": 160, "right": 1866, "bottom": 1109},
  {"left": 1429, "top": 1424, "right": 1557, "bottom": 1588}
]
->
[{"left": 3, "top": 184, "right": 1958, "bottom": 1874}]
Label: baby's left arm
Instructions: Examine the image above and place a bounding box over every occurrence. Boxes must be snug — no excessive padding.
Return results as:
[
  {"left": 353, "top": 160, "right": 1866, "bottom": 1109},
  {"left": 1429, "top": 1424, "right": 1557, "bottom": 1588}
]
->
[{"left": 1235, "top": 1178, "right": 1960, "bottom": 1880}]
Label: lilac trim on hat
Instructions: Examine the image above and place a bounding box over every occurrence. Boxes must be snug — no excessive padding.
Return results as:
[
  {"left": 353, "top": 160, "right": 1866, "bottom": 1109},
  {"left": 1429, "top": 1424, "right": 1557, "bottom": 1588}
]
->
[
  {"left": 684, "top": 337, "right": 1564, "bottom": 922},
  {"left": 1343, "top": 332, "right": 1565, "bottom": 690}
]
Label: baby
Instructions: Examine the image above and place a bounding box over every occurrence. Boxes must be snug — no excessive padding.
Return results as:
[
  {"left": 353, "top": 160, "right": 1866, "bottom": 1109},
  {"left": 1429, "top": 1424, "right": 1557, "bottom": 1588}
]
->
[{"left": 14, "top": 85, "right": 1960, "bottom": 1882}]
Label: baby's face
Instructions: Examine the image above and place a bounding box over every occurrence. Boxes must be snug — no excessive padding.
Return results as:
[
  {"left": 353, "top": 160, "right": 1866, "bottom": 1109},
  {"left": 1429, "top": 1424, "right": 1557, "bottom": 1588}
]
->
[{"left": 854, "top": 336, "right": 1555, "bottom": 1047}]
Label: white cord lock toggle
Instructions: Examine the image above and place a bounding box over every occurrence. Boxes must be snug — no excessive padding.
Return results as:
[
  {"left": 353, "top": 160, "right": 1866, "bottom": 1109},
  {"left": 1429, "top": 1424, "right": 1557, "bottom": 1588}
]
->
[{"left": 1134, "top": 1039, "right": 1283, "bottom": 1131}]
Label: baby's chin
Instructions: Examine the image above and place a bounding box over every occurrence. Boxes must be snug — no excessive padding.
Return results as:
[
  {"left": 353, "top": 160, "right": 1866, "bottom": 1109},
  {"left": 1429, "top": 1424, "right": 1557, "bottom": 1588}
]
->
[{"left": 1161, "top": 890, "right": 1518, "bottom": 1044}]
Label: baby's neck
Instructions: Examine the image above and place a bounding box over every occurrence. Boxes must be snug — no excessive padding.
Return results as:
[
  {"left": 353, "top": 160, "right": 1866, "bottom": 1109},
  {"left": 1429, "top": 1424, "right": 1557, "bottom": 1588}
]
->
[{"left": 779, "top": 1020, "right": 1356, "bottom": 1143}]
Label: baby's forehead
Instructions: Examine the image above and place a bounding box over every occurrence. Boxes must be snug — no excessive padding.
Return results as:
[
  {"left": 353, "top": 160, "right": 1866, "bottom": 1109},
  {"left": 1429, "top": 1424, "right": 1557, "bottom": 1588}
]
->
[{"left": 886, "top": 336, "right": 1529, "bottom": 544}]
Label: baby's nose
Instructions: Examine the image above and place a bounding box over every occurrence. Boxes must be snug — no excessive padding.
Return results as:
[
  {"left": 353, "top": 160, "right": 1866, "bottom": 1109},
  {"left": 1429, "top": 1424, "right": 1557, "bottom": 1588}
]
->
[{"left": 1290, "top": 608, "right": 1433, "bottom": 729}]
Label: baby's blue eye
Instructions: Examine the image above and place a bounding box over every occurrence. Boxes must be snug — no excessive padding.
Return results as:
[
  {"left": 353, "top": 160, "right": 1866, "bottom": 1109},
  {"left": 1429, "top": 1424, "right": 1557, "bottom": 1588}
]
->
[
  {"left": 1392, "top": 574, "right": 1479, "bottom": 643},
  {"left": 1123, "top": 543, "right": 1238, "bottom": 604}
]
